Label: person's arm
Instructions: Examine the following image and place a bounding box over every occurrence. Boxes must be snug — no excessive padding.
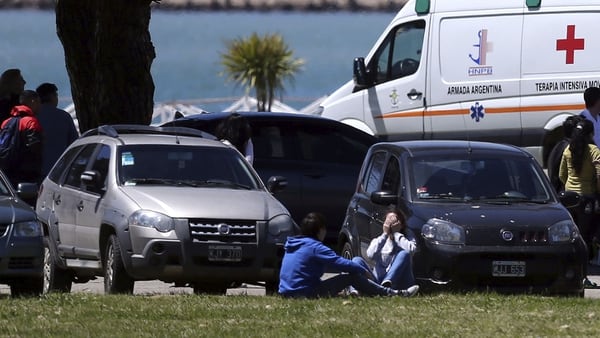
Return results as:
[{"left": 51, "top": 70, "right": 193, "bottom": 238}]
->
[
  {"left": 559, "top": 149, "right": 568, "bottom": 185},
  {"left": 314, "top": 242, "right": 367, "bottom": 274},
  {"left": 395, "top": 229, "right": 417, "bottom": 254},
  {"left": 590, "top": 145, "right": 600, "bottom": 192}
]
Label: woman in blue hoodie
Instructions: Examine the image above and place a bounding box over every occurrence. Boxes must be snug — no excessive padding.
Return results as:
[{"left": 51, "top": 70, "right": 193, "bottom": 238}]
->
[{"left": 278, "top": 212, "right": 419, "bottom": 298}]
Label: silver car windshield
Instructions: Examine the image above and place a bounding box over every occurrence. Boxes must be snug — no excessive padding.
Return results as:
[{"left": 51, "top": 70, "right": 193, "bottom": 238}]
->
[
  {"left": 117, "top": 145, "right": 260, "bottom": 190},
  {"left": 410, "top": 156, "right": 552, "bottom": 203}
]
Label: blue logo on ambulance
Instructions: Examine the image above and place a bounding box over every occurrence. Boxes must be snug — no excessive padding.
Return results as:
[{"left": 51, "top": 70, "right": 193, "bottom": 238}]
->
[
  {"left": 470, "top": 102, "right": 485, "bottom": 122},
  {"left": 468, "top": 29, "right": 493, "bottom": 76}
]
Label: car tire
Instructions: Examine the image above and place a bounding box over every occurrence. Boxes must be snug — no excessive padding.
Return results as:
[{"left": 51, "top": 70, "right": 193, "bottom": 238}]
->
[
  {"left": 193, "top": 283, "right": 227, "bottom": 295},
  {"left": 104, "top": 234, "right": 134, "bottom": 294},
  {"left": 42, "top": 237, "right": 72, "bottom": 294},
  {"left": 10, "top": 278, "right": 43, "bottom": 298},
  {"left": 341, "top": 241, "right": 354, "bottom": 259}
]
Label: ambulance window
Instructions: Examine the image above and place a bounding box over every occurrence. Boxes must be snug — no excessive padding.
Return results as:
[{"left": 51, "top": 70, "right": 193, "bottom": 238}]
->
[{"left": 371, "top": 20, "right": 425, "bottom": 83}]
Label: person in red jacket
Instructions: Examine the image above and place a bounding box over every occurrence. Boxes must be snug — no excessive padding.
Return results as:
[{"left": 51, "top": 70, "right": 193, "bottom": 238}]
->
[{"left": 1, "top": 90, "right": 43, "bottom": 188}]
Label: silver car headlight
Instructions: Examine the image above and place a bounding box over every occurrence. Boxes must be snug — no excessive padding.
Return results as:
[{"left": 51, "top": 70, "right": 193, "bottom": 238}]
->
[
  {"left": 421, "top": 218, "right": 465, "bottom": 244},
  {"left": 548, "top": 220, "right": 579, "bottom": 243},
  {"left": 13, "top": 220, "right": 43, "bottom": 237},
  {"left": 128, "top": 210, "right": 175, "bottom": 232},
  {"left": 267, "top": 214, "right": 297, "bottom": 243}
]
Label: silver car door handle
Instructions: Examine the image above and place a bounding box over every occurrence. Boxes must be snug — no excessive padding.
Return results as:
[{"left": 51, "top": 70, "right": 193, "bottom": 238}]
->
[{"left": 77, "top": 201, "right": 84, "bottom": 211}]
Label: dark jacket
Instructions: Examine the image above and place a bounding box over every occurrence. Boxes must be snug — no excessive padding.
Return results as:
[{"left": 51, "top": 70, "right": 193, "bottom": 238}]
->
[
  {"left": 1, "top": 105, "right": 43, "bottom": 186},
  {"left": 278, "top": 235, "right": 366, "bottom": 297},
  {"left": 547, "top": 138, "right": 569, "bottom": 193}
]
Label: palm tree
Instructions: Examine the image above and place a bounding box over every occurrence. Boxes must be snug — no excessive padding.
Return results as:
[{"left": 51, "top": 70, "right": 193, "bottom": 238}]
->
[{"left": 221, "top": 33, "right": 304, "bottom": 112}]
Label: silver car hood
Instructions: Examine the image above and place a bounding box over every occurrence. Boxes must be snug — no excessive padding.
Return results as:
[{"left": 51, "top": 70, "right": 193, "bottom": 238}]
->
[{"left": 119, "top": 186, "right": 288, "bottom": 219}]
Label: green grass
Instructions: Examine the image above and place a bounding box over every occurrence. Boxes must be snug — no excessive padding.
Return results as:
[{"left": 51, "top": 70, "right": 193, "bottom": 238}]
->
[{"left": 1, "top": 293, "right": 599, "bottom": 337}]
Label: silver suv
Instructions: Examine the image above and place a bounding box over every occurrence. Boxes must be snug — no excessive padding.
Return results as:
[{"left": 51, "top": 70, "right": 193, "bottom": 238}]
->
[{"left": 36, "top": 125, "right": 295, "bottom": 294}]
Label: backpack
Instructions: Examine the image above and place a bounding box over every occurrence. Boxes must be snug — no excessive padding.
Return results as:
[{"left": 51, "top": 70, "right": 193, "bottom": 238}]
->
[{"left": 0, "top": 117, "right": 21, "bottom": 171}]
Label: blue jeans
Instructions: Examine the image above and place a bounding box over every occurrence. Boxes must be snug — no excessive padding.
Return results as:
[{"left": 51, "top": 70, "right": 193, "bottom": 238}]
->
[
  {"left": 355, "top": 251, "right": 415, "bottom": 290},
  {"left": 314, "top": 257, "right": 396, "bottom": 297}
]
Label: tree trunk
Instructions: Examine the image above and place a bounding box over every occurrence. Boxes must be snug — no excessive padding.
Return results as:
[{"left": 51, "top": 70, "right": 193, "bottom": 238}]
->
[{"left": 56, "top": 0, "right": 156, "bottom": 133}]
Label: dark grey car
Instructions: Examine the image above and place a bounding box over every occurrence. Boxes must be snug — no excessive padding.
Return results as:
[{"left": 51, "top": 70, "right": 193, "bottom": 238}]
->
[
  {"left": 340, "top": 140, "right": 586, "bottom": 296},
  {"left": 162, "top": 112, "right": 378, "bottom": 246},
  {"left": 0, "top": 172, "right": 44, "bottom": 297}
]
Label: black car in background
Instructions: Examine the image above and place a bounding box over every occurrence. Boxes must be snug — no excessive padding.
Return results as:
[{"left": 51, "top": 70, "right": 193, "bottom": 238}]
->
[
  {"left": 339, "top": 140, "right": 586, "bottom": 296},
  {"left": 0, "top": 172, "right": 44, "bottom": 297},
  {"left": 162, "top": 112, "right": 378, "bottom": 246}
]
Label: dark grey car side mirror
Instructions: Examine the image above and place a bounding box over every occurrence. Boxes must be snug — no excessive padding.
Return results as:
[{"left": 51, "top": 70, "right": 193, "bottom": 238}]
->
[
  {"left": 266, "top": 176, "right": 288, "bottom": 194},
  {"left": 17, "top": 182, "right": 38, "bottom": 200},
  {"left": 558, "top": 190, "right": 580, "bottom": 209},
  {"left": 370, "top": 190, "right": 397, "bottom": 205}
]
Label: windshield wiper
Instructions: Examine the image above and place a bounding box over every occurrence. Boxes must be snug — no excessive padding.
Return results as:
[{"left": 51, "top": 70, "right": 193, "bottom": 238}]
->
[
  {"left": 200, "top": 179, "right": 252, "bottom": 190},
  {"left": 418, "top": 193, "right": 464, "bottom": 201},
  {"left": 124, "top": 178, "right": 198, "bottom": 187}
]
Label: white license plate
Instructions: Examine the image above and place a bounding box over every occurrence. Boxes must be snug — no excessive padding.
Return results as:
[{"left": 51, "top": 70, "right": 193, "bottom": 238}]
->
[
  {"left": 492, "top": 260, "right": 525, "bottom": 277},
  {"left": 208, "top": 245, "right": 242, "bottom": 262}
]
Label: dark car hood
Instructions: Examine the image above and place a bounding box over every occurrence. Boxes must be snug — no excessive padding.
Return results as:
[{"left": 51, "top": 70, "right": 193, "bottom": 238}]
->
[
  {"left": 0, "top": 196, "right": 37, "bottom": 223},
  {"left": 412, "top": 201, "right": 570, "bottom": 226},
  {"left": 410, "top": 202, "right": 573, "bottom": 245}
]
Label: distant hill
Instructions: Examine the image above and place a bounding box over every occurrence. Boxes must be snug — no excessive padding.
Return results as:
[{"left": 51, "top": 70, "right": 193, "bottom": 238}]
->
[{"left": 0, "top": 0, "right": 408, "bottom": 11}]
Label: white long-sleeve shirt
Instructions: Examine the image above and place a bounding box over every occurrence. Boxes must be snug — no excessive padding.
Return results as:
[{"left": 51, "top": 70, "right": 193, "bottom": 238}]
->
[{"left": 366, "top": 230, "right": 417, "bottom": 281}]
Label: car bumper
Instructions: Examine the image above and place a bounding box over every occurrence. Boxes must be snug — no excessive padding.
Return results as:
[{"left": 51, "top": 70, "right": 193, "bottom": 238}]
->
[
  {"left": 126, "top": 239, "right": 285, "bottom": 283},
  {"left": 0, "top": 235, "right": 44, "bottom": 283},
  {"left": 414, "top": 241, "right": 586, "bottom": 295}
]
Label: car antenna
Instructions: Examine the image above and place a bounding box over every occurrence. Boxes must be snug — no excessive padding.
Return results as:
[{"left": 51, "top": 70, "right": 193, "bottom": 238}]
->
[
  {"left": 173, "top": 110, "right": 181, "bottom": 144},
  {"left": 461, "top": 103, "right": 473, "bottom": 154}
]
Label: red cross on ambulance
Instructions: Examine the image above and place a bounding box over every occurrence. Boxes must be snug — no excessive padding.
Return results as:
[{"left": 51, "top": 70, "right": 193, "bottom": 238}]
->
[{"left": 556, "top": 25, "right": 584, "bottom": 64}]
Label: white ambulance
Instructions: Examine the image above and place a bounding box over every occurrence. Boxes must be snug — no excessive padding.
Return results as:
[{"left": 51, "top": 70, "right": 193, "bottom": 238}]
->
[{"left": 317, "top": 0, "right": 600, "bottom": 167}]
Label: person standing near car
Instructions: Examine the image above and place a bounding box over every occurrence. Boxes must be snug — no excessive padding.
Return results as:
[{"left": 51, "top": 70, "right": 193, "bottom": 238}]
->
[
  {"left": 580, "top": 86, "right": 600, "bottom": 147},
  {"left": 559, "top": 118, "right": 600, "bottom": 287},
  {"left": 358, "top": 206, "right": 417, "bottom": 290},
  {"left": 35, "top": 82, "right": 79, "bottom": 177},
  {"left": 0, "top": 68, "right": 26, "bottom": 123},
  {"left": 278, "top": 212, "right": 419, "bottom": 298},
  {"left": 0, "top": 90, "right": 43, "bottom": 189},
  {"left": 215, "top": 112, "right": 254, "bottom": 165},
  {"left": 547, "top": 115, "right": 584, "bottom": 193}
]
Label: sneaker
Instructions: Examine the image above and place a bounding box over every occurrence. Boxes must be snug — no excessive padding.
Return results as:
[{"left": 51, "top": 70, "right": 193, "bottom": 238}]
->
[
  {"left": 584, "top": 278, "right": 599, "bottom": 289},
  {"left": 381, "top": 280, "right": 392, "bottom": 288},
  {"left": 399, "top": 285, "right": 420, "bottom": 297}
]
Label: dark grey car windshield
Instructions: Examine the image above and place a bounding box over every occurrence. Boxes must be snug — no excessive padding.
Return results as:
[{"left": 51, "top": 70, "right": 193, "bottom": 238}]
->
[
  {"left": 118, "top": 145, "right": 260, "bottom": 189},
  {"left": 410, "top": 156, "right": 552, "bottom": 202}
]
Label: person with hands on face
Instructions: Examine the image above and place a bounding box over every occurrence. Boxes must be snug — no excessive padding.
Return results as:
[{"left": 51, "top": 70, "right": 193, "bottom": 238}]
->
[{"left": 363, "top": 206, "right": 417, "bottom": 290}]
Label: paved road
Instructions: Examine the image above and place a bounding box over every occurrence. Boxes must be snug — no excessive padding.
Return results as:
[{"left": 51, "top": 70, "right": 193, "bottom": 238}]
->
[{"left": 3, "top": 266, "right": 600, "bottom": 298}]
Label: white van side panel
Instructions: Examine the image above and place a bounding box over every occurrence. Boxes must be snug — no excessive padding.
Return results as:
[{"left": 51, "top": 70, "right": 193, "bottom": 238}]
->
[{"left": 426, "top": 10, "right": 523, "bottom": 144}]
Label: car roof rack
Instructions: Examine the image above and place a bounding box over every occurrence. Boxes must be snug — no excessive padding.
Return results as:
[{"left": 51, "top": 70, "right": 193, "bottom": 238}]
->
[{"left": 80, "top": 124, "right": 217, "bottom": 140}]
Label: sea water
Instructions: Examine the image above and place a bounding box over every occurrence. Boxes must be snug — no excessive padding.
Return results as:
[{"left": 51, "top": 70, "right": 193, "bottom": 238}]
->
[{"left": 0, "top": 9, "right": 393, "bottom": 111}]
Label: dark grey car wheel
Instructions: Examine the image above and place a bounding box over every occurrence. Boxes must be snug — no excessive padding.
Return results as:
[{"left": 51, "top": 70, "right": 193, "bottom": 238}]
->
[
  {"left": 104, "top": 235, "right": 134, "bottom": 294},
  {"left": 341, "top": 241, "right": 354, "bottom": 259},
  {"left": 43, "top": 237, "right": 72, "bottom": 294}
]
